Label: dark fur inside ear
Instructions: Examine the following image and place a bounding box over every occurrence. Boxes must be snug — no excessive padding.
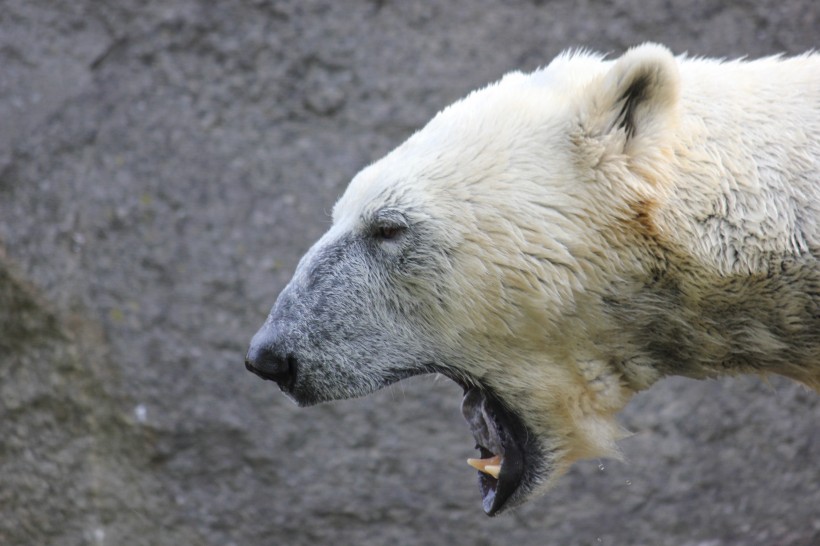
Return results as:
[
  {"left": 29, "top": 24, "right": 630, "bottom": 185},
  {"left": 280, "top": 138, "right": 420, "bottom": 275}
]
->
[
  {"left": 616, "top": 73, "right": 652, "bottom": 139},
  {"left": 588, "top": 43, "right": 680, "bottom": 149}
]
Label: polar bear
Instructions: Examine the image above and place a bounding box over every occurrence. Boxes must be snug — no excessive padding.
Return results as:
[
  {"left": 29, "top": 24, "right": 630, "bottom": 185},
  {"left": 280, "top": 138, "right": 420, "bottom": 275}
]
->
[{"left": 245, "top": 44, "right": 820, "bottom": 515}]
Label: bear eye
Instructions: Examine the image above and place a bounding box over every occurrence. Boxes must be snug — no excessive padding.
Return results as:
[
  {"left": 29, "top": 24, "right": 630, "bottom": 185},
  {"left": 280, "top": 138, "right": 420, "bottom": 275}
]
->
[
  {"left": 370, "top": 209, "right": 409, "bottom": 244},
  {"left": 373, "top": 223, "right": 406, "bottom": 242}
]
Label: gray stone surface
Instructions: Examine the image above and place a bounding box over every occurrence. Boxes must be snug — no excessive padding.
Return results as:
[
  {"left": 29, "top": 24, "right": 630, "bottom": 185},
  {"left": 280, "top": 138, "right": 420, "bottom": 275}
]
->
[{"left": 0, "top": 1, "right": 818, "bottom": 544}]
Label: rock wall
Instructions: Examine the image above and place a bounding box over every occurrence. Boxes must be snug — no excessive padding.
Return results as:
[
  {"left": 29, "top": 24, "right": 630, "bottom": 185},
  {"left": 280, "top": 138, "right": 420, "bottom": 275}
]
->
[{"left": 1, "top": 1, "right": 818, "bottom": 545}]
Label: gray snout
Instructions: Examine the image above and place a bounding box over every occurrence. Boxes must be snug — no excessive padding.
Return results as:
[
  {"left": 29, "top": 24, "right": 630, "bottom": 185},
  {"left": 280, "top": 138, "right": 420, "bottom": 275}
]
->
[{"left": 245, "top": 327, "right": 296, "bottom": 392}]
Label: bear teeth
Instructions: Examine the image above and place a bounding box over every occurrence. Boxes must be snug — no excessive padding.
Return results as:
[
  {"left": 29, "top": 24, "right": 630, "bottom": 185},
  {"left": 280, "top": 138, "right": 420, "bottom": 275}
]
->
[{"left": 467, "top": 455, "right": 502, "bottom": 479}]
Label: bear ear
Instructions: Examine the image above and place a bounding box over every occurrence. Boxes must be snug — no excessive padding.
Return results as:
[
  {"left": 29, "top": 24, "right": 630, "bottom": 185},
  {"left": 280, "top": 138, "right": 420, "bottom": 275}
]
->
[{"left": 583, "top": 43, "right": 680, "bottom": 153}]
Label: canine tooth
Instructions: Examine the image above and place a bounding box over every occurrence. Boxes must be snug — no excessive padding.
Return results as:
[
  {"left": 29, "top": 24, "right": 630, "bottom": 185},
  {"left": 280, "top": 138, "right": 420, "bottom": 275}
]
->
[
  {"left": 467, "top": 455, "right": 503, "bottom": 478},
  {"left": 467, "top": 458, "right": 484, "bottom": 471}
]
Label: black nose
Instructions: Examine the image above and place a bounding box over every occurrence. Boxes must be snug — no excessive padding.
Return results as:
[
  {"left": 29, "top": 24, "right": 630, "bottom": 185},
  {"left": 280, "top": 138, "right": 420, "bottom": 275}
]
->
[{"left": 245, "top": 342, "right": 295, "bottom": 391}]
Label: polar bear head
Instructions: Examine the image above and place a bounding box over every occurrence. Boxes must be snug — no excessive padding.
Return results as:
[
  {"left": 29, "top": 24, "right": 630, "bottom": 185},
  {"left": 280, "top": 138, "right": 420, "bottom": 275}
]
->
[{"left": 246, "top": 43, "right": 681, "bottom": 515}]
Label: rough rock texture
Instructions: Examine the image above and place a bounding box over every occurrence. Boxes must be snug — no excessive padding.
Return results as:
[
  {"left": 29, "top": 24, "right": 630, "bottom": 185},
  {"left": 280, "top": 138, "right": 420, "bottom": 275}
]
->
[{"left": 0, "top": 1, "right": 818, "bottom": 545}]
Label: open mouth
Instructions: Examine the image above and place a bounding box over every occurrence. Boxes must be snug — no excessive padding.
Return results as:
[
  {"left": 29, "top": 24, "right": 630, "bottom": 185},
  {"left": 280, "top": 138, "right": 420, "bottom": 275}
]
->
[
  {"left": 245, "top": 351, "right": 543, "bottom": 513},
  {"left": 460, "top": 386, "right": 533, "bottom": 516}
]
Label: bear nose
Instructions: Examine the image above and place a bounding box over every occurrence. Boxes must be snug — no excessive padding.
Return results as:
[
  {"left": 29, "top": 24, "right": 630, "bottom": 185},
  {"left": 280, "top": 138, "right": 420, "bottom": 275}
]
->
[{"left": 244, "top": 341, "right": 296, "bottom": 392}]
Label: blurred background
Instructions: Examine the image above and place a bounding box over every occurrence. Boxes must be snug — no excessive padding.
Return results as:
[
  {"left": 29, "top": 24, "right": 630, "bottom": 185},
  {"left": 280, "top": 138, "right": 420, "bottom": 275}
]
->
[{"left": 1, "top": 1, "right": 818, "bottom": 545}]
